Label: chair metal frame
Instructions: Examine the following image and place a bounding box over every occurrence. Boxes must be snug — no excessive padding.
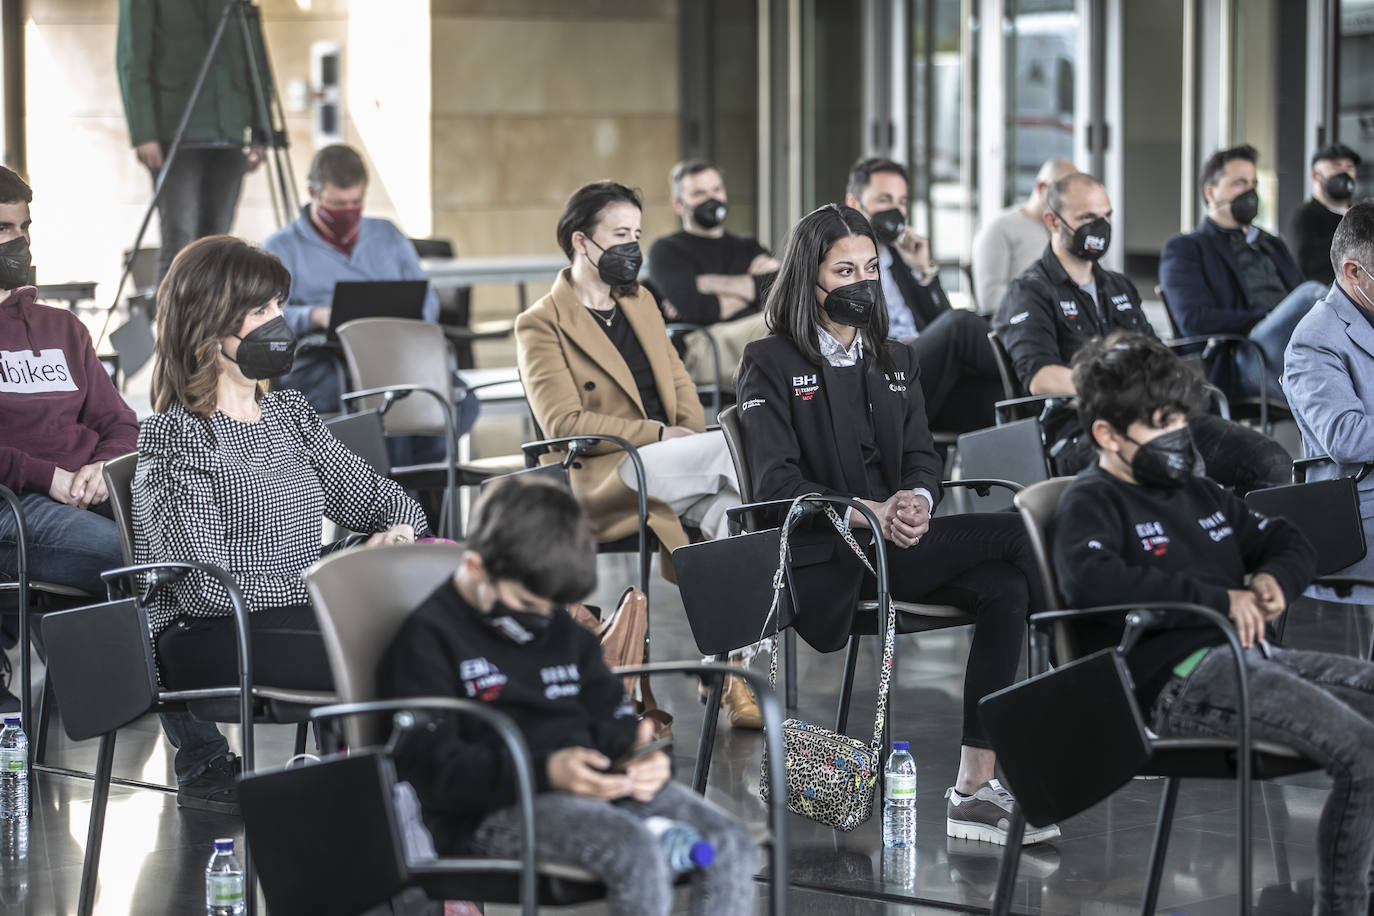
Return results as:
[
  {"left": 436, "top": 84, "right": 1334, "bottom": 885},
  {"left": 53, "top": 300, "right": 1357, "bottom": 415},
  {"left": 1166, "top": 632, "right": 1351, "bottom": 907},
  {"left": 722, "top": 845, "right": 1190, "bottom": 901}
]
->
[
  {"left": 664, "top": 320, "right": 726, "bottom": 419},
  {"left": 303, "top": 662, "right": 788, "bottom": 916},
  {"left": 989, "top": 476, "right": 1371, "bottom": 916}
]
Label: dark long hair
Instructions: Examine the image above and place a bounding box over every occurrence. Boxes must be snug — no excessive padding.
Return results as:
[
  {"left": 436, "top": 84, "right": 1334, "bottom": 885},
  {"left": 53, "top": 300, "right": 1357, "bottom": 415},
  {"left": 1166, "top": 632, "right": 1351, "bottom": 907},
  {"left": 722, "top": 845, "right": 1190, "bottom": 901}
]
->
[{"left": 763, "top": 203, "right": 894, "bottom": 375}]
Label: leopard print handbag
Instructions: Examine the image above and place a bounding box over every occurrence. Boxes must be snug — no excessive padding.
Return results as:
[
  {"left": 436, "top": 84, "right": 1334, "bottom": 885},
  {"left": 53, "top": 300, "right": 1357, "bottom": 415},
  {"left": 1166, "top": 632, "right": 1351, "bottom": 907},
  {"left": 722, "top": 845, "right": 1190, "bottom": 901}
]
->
[{"left": 758, "top": 498, "right": 896, "bottom": 832}]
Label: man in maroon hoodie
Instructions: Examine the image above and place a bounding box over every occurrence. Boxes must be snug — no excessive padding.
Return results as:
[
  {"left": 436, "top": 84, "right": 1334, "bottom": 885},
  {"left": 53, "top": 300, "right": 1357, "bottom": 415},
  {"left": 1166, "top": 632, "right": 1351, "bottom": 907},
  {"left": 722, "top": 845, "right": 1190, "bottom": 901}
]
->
[{"left": 0, "top": 168, "right": 239, "bottom": 812}]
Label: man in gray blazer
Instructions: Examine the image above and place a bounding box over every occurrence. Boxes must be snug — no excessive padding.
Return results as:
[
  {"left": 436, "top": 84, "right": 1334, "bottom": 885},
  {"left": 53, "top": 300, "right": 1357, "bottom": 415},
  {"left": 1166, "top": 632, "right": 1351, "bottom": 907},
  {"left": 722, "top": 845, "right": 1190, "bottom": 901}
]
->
[{"left": 1284, "top": 200, "right": 1374, "bottom": 589}]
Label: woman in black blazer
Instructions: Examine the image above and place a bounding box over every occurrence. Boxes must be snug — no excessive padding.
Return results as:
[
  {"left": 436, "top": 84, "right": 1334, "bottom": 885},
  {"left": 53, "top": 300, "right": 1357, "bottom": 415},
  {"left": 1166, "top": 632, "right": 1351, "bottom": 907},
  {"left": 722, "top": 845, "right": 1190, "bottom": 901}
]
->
[{"left": 736, "top": 204, "right": 1055, "bottom": 846}]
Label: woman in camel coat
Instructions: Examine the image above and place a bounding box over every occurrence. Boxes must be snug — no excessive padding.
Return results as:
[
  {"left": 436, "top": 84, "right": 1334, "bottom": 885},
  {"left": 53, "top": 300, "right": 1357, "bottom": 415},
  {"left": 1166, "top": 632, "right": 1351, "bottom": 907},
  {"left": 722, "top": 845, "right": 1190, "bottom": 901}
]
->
[{"left": 515, "top": 180, "right": 740, "bottom": 568}]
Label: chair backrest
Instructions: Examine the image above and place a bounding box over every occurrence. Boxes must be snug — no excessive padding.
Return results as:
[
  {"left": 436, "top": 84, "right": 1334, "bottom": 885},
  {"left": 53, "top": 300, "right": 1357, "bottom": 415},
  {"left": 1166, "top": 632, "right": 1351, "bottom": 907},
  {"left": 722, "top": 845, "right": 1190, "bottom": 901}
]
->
[
  {"left": 955, "top": 420, "right": 1050, "bottom": 511},
  {"left": 409, "top": 238, "right": 454, "bottom": 259},
  {"left": 103, "top": 452, "right": 140, "bottom": 565},
  {"left": 717, "top": 404, "right": 755, "bottom": 503},
  {"left": 1153, "top": 284, "right": 1184, "bottom": 338},
  {"left": 986, "top": 329, "right": 1023, "bottom": 400},
  {"left": 41, "top": 598, "right": 159, "bottom": 741},
  {"left": 304, "top": 541, "right": 465, "bottom": 748},
  {"left": 123, "top": 247, "right": 158, "bottom": 293},
  {"left": 336, "top": 318, "right": 453, "bottom": 437},
  {"left": 324, "top": 411, "right": 395, "bottom": 476},
  {"left": 239, "top": 752, "right": 408, "bottom": 916},
  {"left": 1012, "top": 477, "right": 1073, "bottom": 615}
]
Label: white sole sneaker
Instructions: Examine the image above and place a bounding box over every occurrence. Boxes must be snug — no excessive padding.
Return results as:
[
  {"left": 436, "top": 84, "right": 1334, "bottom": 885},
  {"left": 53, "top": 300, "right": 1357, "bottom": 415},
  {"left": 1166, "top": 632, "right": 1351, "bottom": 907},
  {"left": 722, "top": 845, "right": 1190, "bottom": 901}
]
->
[{"left": 947, "top": 816, "right": 1061, "bottom": 846}]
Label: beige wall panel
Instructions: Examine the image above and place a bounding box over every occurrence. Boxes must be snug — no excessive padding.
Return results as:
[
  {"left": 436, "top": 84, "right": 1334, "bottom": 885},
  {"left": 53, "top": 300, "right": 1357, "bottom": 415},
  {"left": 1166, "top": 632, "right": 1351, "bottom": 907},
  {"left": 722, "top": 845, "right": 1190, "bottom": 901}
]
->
[
  {"left": 27, "top": 22, "right": 122, "bottom": 118},
  {"left": 430, "top": 17, "right": 676, "bottom": 117},
  {"left": 432, "top": 115, "right": 679, "bottom": 211}
]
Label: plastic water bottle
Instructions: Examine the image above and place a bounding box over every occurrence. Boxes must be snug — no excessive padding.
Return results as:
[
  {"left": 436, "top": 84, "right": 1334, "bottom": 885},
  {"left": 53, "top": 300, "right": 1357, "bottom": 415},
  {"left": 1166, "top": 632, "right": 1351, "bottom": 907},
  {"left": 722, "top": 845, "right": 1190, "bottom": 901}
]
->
[
  {"left": 0, "top": 717, "right": 27, "bottom": 860},
  {"left": 205, "top": 838, "right": 245, "bottom": 916},
  {"left": 882, "top": 740, "right": 917, "bottom": 848},
  {"left": 643, "top": 816, "right": 716, "bottom": 872}
]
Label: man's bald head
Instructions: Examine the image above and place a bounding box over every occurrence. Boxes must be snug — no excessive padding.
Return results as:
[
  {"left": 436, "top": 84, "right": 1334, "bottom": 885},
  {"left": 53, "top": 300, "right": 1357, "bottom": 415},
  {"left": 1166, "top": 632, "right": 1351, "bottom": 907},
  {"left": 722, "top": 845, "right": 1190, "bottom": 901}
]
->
[{"left": 1029, "top": 158, "right": 1079, "bottom": 215}]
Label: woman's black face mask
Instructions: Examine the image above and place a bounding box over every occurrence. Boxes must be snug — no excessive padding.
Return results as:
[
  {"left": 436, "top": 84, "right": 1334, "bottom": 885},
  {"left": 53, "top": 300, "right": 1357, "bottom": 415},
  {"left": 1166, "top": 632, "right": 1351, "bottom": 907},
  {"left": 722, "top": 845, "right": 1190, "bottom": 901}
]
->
[
  {"left": 222, "top": 315, "right": 296, "bottom": 380},
  {"left": 585, "top": 237, "right": 643, "bottom": 288},
  {"left": 816, "top": 278, "right": 878, "bottom": 328}
]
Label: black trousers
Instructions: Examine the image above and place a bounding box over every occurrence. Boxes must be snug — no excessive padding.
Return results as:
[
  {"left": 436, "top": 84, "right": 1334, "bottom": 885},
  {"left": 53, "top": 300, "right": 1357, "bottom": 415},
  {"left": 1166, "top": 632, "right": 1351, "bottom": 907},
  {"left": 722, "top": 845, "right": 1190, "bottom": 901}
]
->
[
  {"left": 909, "top": 310, "right": 1003, "bottom": 433},
  {"left": 150, "top": 146, "right": 246, "bottom": 286},
  {"left": 157, "top": 605, "right": 334, "bottom": 692},
  {"left": 876, "top": 512, "right": 1041, "bottom": 748},
  {"left": 1054, "top": 412, "right": 1291, "bottom": 493}
]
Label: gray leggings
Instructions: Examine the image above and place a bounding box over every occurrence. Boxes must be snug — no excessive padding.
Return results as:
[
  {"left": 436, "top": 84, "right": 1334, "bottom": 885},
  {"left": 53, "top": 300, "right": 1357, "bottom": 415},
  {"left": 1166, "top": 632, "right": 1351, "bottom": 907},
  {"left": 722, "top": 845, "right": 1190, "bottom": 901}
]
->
[{"left": 470, "top": 782, "right": 757, "bottom": 916}]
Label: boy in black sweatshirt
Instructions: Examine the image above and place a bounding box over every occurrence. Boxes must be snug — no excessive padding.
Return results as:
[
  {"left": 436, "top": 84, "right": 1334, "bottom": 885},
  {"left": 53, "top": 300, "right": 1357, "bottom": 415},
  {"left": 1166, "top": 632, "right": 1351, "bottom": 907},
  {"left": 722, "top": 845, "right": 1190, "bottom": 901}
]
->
[
  {"left": 379, "top": 477, "right": 754, "bottom": 916},
  {"left": 1055, "top": 332, "right": 1374, "bottom": 915}
]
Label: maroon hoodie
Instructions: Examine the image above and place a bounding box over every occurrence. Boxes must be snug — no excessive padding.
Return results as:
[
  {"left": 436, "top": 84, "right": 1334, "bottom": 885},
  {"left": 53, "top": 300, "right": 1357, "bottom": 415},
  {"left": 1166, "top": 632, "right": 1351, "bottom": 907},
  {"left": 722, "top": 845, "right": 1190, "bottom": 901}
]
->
[{"left": 0, "top": 287, "right": 138, "bottom": 495}]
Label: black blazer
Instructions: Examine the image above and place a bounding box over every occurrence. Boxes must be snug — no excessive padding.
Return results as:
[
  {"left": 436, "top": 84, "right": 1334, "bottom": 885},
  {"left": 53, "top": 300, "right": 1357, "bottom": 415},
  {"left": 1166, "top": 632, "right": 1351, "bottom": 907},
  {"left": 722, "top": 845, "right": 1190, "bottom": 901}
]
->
[
  {"left": 885, "top": 244, "right": 951, "bottom": 333},
  {"left": 735, "top": 334, "right": 943, "bottom": 652}
]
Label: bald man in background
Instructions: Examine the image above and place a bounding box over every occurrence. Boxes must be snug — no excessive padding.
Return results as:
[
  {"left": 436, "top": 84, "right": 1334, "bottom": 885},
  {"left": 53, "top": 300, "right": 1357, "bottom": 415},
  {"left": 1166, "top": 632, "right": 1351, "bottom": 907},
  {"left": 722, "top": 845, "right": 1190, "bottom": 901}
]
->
[{"left": 972, "top": 158, "right": 1077, "bottom": 316}]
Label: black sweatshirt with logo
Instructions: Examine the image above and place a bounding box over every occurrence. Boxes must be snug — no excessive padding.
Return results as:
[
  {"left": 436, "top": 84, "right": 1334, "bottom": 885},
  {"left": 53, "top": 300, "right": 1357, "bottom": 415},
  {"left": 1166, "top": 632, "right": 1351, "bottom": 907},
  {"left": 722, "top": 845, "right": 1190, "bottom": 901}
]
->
[
  {"left": 1052, "top": 465, "right": 1316, "bottom": 704},
  {"left": 378, "top": 580, "right": 639, "bottom": 851}
]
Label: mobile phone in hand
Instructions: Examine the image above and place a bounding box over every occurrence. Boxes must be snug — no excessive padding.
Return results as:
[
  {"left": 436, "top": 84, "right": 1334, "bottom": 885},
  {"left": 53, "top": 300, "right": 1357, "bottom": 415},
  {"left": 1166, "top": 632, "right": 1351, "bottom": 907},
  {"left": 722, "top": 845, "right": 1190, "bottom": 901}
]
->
[{"left": 605, "top": 736, "right": 673, "bottom": 773}]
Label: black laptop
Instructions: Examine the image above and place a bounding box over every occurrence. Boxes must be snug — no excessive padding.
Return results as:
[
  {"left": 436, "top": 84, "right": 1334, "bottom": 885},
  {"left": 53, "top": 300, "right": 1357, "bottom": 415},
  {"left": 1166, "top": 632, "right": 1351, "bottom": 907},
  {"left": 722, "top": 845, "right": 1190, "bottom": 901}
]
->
[{"left": 327, "top": 280, "right": 429, "bottom": 337}]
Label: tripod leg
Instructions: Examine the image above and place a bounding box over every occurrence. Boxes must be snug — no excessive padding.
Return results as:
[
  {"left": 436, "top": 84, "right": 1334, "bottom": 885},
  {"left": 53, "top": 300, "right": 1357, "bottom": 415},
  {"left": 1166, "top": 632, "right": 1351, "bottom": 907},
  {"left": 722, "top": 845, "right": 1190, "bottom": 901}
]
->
[
  {"left": 99, "top": 0, "right": 241, "bottom": 349},
  {"left": 237, "top": 4, "right": 298, "bottom": 223}
]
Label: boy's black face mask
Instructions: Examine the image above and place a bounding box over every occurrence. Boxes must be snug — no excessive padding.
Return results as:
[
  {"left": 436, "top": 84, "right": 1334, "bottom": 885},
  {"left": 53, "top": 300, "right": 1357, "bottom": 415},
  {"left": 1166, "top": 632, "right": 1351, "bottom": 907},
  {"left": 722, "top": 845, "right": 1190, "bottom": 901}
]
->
[
  {"left": 481, "top": 602, "right": 556, "bottom": 644},
  {"left": 1122, "top": 426, "right": 1197, "bottom": 489}
]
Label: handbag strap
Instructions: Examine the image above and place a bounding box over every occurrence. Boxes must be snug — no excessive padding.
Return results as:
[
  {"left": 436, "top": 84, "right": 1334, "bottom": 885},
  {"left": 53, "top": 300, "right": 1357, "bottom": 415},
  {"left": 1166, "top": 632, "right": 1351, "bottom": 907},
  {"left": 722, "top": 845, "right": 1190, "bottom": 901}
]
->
[{"left": 766, "top": 496, "right": 896, "bottom": 765}]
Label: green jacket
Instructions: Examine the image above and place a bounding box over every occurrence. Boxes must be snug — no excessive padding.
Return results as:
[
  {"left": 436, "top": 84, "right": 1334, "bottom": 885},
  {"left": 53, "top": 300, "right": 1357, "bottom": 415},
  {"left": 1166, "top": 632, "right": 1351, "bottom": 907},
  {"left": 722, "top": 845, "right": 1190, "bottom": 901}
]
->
[{"left": 116, "top": 0, "right": 274, "bottom": 147}]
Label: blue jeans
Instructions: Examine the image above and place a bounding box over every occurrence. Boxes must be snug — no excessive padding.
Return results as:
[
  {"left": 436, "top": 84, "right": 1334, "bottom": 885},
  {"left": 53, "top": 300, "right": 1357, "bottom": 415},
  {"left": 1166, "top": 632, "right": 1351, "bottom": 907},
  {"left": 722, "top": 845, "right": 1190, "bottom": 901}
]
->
[
  {"left": 1153, "top": 645, "right": 1374, "bottom": 915},
  {"left": 1235, "top": 281, "right": 1326, "bottom": 400},
  {"left": 0, "top": 491, "right": 229, "bottom": 785}
]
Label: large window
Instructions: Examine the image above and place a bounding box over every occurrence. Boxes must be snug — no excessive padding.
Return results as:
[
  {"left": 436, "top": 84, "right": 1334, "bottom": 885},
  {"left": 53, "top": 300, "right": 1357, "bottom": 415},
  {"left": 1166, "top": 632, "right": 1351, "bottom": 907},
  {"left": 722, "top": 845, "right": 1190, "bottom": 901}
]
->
[
  {"left": 909, "top": 0, "right": 977, "bottom": 266},
  {"left": 1338, "top": 0, "right": 1374, "bottom": 188},
  {"left": 1002, "top": 0, "right": 1078, "bottom": 205}
]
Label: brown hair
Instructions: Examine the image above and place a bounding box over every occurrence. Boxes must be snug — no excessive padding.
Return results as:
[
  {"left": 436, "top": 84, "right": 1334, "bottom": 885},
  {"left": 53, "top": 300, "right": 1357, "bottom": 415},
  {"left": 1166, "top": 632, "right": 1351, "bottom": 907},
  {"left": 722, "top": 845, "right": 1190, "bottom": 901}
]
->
[
  {"left": 151, "top": 236, "right": 292, "bottom": 417},
  {"left": 307, "top": 144, "right": 368, "bottom": 190}
]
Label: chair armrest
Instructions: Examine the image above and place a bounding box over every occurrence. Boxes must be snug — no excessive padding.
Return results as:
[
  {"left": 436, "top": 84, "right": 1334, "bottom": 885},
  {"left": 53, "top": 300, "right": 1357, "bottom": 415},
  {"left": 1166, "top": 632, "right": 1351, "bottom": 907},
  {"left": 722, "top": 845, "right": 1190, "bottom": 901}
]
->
[
  {"left": 441, "top": 323, "right": 513, "bottom": 344},
  {"left": 100, "top": 560, "right": 259, "bottom": 769},
  {"left": 725, "top": 498, "right": 808, "bottom": 535},
  {"left": 0, "top": 486, "right": 29, "bottom": 615},
  {"left": 941, "top": 479, "right": 1024, "bottom": 497},
  {"left": 1028, "top": 600, "right": 1254, "bottom": 782},
  {"left": 310, "top": 697, "right": 538, "bottom": 908},
  {"left": 1311, "top": 575, "right": 1374, "bottom": 599},
  {"left": 994, "top": 395, "right": 1072, "bottom": 424},
  {"left": 1292, "top": 455, "right": 1374, "bottom": 484}
]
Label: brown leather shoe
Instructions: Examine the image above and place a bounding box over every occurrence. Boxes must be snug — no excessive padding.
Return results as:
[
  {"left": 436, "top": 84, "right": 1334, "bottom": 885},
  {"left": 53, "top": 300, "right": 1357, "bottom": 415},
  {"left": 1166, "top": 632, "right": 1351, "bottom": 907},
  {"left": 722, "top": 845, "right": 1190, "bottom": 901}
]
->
[{"left": 721, "top": 674, "right": 764, "bottom": 729}]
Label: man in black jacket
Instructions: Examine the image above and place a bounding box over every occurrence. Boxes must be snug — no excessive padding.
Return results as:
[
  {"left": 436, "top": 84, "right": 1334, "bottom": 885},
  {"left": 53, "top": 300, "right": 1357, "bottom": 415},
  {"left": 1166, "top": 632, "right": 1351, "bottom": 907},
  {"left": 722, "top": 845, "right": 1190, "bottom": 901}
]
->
[
  {"left": 647, "top": 161, "right": 779, "bottom": 390},
  {"left": 1288, "top": 143, "right": 1362, "bottom": 285},
  {"left": 994, "top": 172, "right": 1289, "bottom": 491},
  {"left": 844, "top": 158, "right": 1002, "bottom": 432},
  {"left": 1056, "top": 333, "right": 1374, "bottom": 916}
]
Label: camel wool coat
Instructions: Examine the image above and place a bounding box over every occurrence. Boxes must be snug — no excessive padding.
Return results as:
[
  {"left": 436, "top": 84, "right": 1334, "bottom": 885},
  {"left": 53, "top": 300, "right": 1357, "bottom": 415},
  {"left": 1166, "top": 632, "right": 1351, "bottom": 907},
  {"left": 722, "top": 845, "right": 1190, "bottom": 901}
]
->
[{"left": 515, "top": 269, "right": 705, "bottom": 566}]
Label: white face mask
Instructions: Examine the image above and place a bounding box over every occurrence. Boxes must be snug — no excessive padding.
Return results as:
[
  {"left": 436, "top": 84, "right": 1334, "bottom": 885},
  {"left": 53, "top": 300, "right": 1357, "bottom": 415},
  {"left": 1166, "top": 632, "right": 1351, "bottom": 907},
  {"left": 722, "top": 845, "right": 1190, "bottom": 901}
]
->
[{"left": 1356, "top": 264, "right": 1374, "bottom": 312}]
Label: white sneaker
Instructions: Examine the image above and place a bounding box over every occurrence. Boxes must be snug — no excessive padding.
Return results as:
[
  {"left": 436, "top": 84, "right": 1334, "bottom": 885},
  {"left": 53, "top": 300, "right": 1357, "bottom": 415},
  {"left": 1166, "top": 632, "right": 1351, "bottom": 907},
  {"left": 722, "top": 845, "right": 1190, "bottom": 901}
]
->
[{"left": 945, "top": 779, "right": 1061, "bottom": 846}]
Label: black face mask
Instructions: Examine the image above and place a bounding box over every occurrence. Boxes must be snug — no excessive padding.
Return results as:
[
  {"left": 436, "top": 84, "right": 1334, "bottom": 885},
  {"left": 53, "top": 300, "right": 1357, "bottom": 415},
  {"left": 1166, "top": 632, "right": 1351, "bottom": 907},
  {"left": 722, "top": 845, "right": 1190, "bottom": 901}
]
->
[
  {"left": 1123, "top": 426, "right": 1197, "bottom": 489},
  {"left": 816, "top": 278, "right": 878, "bottom": 328},
  {"left": 868, "top": 208, "right": 906, "bottom": 246},
  {"left": 1226, "top": 188, "right": 1259, "bottom": 226},
  {"left": 1324, "top": 172, "right": 1356, "bottom": 203},
  {"left": 0, "top": 236, "right": 32, "bottom": 290},
  {"left": 692, "top": 198, "right": 727, "bottom": 229},
  {"left": 1053, "top": 210, "right": 1111, "bottom": 261},
  {"left": 481, "top": 602, "right": 556, "bottom": 645},
  {"left": 585, "top": 238, "right": 643, "bottom": 288},
  {"left": 223, "top": 315, "right": 296, "bottom": 380}
]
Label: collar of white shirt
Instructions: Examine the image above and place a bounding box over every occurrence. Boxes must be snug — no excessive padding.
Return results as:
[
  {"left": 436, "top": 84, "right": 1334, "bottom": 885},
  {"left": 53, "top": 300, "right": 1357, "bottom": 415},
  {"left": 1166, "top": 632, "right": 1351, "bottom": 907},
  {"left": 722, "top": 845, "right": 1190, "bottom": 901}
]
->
[{"left": 818, "top": 326, "right": 863, "bottom": 368}]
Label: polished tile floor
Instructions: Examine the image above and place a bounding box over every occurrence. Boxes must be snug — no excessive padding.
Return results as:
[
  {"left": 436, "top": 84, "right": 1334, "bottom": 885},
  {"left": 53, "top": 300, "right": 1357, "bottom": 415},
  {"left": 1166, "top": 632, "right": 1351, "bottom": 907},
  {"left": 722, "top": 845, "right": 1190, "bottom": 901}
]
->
[
  {"left": 5, "top": 547, "right": 1369, "bottom": 915},
  {"left": 3, "top": 409, "right": 1368, "bottom": 914}
]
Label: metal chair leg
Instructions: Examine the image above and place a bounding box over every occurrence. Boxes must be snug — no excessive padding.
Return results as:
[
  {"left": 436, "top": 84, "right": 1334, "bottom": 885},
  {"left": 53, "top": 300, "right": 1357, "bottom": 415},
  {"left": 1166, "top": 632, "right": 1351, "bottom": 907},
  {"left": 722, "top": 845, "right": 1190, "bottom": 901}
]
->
[
  {"left": 292, "top": 721, "right": 308, "bottom": 757},
  {"left": 33, "top": 674, "right": 54, "bottom": 764},
  {"left": 78, "top": 731, "right": 116, "bottom": 916},
  {"left": 990, "top": 803, "right": 1027, "bottom": 916},
  {"left": 692, "top": 676, "right": 724, "bottom": 793},
  {"left": 1140, "top": 777, "right": 1181, "bottom": 916},
  {"left": 835, "top": 635, "right": 861, "bottom": 734}
]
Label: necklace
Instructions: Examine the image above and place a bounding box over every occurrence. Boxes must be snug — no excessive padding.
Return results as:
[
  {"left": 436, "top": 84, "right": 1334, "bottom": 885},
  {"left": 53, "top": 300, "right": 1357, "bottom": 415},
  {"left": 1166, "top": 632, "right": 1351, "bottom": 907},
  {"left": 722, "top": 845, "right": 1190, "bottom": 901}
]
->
[
  {"left": 587, "top": 303, "right": 618, "bottom": 327},
  {"left": 218, "top": 404, "right": 262, "bottom": 423}
]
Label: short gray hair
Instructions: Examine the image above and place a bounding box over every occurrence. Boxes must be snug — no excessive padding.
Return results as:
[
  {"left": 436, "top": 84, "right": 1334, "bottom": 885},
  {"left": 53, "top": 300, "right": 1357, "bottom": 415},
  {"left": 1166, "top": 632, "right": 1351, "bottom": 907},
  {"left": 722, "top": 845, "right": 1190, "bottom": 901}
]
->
[{"left": 1331, "top": 200, "right": 1374, "bottom": 279}]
